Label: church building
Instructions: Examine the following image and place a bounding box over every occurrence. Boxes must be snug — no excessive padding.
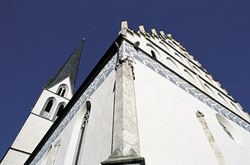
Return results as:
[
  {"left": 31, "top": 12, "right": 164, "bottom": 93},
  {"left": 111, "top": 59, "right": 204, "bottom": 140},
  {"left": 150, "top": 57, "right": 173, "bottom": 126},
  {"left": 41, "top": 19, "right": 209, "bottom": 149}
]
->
[{"left": 1, "top": 21, "right": 250, "bottom": 165}]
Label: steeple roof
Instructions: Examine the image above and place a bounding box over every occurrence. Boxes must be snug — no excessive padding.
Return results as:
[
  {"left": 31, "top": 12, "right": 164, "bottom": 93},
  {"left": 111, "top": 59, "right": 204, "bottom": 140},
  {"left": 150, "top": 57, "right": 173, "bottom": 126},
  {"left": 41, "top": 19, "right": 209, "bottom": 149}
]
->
[{"left": 45, "top": 39, "right": 84, "bottom": 93}]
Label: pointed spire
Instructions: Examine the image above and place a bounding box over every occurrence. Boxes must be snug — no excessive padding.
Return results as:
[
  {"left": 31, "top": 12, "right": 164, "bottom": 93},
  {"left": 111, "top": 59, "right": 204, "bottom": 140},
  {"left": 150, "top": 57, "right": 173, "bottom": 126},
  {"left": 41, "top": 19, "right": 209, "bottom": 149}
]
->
[{"left": 45, "top": 39, "right": 85, "bottom": 93}]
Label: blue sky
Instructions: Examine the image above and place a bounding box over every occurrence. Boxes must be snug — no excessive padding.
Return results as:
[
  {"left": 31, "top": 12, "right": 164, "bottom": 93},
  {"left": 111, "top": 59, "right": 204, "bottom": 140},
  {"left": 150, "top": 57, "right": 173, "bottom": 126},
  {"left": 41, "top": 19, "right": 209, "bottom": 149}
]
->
[{"left": 0, "top": 0, "right": 250, "bottom": 159}]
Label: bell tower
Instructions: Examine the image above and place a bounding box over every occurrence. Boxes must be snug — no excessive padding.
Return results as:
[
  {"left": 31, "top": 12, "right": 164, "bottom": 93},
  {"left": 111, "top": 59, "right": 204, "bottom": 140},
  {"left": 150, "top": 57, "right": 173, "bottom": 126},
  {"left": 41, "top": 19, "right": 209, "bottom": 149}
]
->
[{"left": 0, "top": 39, "right": 84, "bottom": 165}]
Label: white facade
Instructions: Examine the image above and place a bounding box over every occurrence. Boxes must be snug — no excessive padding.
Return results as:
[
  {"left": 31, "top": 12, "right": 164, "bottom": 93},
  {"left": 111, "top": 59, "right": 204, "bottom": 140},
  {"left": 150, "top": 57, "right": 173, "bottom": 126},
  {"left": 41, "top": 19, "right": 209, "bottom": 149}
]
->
[{"left": 4, "top": 22, "right": 250, "bottom": 165}]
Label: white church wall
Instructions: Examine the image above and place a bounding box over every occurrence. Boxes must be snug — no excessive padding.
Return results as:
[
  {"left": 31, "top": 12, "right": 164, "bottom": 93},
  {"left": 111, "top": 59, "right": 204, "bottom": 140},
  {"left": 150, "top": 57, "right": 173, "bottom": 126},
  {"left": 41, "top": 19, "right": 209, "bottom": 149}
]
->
[
  {"left": 133, "top": 59, "right": 250, "bottom": 165},
  {"left": 203, "top": 107, "right": 250, "bottom": 165},
  {"left": 122, "top": 30, "right": 250, "bottom": 164},
  {"left": 77, "top": 70, "right": 115, "bottom": 164},
  {"left": 0, "top": 149, "right": 30, "bottom": 165},
  {"left": 131, "top": 32, "right": 233, "bottom": 101},
  {"left": 12, "top": 114, "right": 53, "bottom": 154},
  {"left": 133, "top": 60, "right": 217, "bottom": 164}
]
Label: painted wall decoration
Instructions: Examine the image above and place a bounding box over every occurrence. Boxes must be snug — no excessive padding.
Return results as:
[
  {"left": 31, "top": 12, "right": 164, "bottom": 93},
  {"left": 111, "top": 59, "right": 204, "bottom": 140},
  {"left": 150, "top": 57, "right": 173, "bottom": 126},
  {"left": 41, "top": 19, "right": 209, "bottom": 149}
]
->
[
  {"left": 123, "top": 41, "right": 250, "bottom": 133},
  {"left": 30, "top": 40, "right": 249, "bottom": 164}
]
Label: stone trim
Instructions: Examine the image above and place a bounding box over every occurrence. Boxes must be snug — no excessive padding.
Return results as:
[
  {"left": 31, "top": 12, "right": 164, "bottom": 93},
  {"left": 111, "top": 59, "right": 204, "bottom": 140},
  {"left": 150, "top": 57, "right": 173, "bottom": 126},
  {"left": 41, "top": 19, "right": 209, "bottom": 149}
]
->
[
  {"left": 101, "top": 156, "right": 145, "bottom": 165},
  {"left": 111, "top": 59, "right": 140, "bottom": 157},
  {"left": 196, "top": 111, "right": 226, "bottom": 165}
]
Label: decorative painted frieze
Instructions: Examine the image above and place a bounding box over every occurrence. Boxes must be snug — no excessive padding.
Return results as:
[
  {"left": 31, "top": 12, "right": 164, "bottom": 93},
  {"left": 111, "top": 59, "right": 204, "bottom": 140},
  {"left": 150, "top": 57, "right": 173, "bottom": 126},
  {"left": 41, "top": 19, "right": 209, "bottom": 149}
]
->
[
  {"left": 30, "top": 39, "right": 250, "bottom": 165},
  {"left": 123, "top": 41, "right": 250, "bottom": 133}
]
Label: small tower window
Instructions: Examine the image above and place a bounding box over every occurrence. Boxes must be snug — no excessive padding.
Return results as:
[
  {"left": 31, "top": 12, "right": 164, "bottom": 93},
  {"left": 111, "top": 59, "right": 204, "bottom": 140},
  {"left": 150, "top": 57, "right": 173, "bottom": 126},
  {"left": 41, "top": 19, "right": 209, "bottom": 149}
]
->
[
  {"left": 41, "top": 98, "right": 55, "bottom": 118},
  {"left": 56, "top": 104, "right": 64, "bottom": 119},
  {"left": 57, "top": 88, "right": 62, "bottom": 96},
  {"left": 53, "top": 103, "right": 66, "bottom": 121},
  {"left": 57, "top": 85, "right": 67, "bottom": 97},
  {"left": 44, "top": 100, "right": 53, "bottom": 113},
  {"left": 57, "top": 104, "right": 65, "bottom": 117},
  {"left": 61, "top": 89, "right": 66, "bottom": 97}
]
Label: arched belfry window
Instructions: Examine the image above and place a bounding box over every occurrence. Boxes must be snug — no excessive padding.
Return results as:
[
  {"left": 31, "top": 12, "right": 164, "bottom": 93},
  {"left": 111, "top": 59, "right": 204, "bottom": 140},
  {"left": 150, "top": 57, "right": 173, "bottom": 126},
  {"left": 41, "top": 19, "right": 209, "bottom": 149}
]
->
[
  {"left": 57, "top": 85, "right": 68, "bottom": 97},
  {"left": 45, "top": 100, "right": 53, "bottom": 112},
  {"left": 53, "top": 102, "right": 66, "bottom": 121},
  {"left": 58, "top": 88, "right": 62, "bottom": 96},
  {"left": 40, "top": 98, "right": 55, "bottom": 118},
  {"left": 57, "top": 104, "right": 65, "bottom": 117},
  {"left": 74, "top": 100, "right": 91, "bottom": 164},
  {"left": 61, "top": 89, "right": 66, "bottom": 97}
]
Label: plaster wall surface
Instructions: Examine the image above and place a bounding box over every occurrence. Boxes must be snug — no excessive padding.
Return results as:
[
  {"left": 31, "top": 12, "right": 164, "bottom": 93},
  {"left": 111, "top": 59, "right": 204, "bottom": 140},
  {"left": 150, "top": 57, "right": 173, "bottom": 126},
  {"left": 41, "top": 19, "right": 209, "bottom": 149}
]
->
[
  {"left": 78, "top": 69, "right": 115, "bottom": 164},
  {"left": 125, "top": 32, "right": 248, "bottom": 121},
  {"left": 12, "top": 114, "right": 53, "bottom": 153},
  {"left": 0, "top": 149, "right": 29, "bottom": 165},
  {"left": 133, "top": 59, "right": 250, "bottom": 165},
  {"left": 37, "top": 105, "right": 80, "bottom": 165},
  {"left": 36, "top": 69, "right": 116, "bottom": 165}
]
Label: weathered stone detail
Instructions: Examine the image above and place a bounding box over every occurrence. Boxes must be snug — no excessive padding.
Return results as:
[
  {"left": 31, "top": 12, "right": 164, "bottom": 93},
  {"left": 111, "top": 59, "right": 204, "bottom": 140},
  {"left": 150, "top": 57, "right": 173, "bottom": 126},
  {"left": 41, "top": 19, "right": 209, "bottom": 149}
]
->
[
  {"left": 112, "top": 59, "right": 140, "bottom": 157},
  {"left": 102, "top": 156, "right": 145, "bottom": 165},
  {"left": 196, "top": 111, "right": 226, "bottom": 165},
  {"left": 101, "top": 56, "right": 144, "bottom": 165},
  {"left": 119, "top": 21, "right": 128, "bottom": 36}
]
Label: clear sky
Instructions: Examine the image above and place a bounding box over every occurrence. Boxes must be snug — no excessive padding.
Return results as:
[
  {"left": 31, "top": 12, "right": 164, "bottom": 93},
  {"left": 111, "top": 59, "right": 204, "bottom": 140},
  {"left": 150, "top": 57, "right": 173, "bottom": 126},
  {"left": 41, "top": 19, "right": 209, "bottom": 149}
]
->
[{"left": 0, "top": 0, "right": 250, "bottom": 160}]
